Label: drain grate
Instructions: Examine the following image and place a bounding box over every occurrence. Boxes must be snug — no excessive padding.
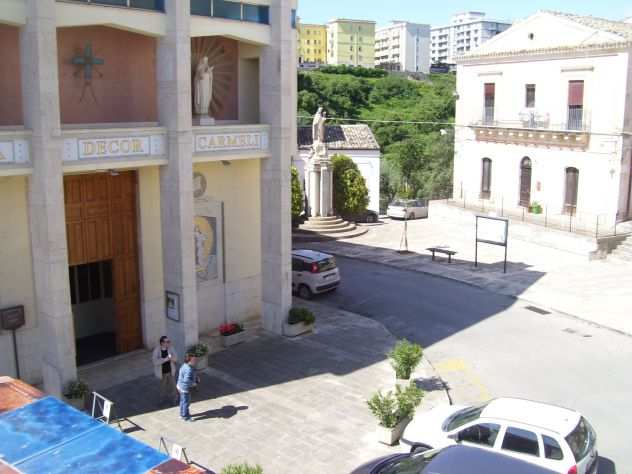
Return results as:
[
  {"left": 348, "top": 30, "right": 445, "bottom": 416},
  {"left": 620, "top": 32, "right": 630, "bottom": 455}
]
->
[{"left": 525, "top": 305, "right": 551, "bottom": 315}]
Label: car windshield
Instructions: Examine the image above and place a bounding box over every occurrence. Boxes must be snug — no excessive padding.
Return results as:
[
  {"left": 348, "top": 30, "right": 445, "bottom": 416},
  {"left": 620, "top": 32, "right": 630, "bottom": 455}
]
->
[
  {"left": 391, "top": 200, "right": 406, "bottom": 207},
  {"left": 317, "top": 257, "right": 337, "bottom": 273},
  {"left": 444, "top": 403, "right": 489, "bottom": 431},
  {"left": 377, "top": 450, "right": 441, "bottom": 474},
  {"left": 565, "top": 417, "right": 596, "bottom": 461}
]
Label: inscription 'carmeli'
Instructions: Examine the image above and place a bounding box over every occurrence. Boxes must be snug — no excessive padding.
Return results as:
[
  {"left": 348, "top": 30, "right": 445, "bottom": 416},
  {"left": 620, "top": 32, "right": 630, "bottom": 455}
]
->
[
  {"left": 195, "top": 133, "right": 265, "bottom": 152},
  {"left": 79, "top": 138, "right": 148, "bottom": 159}
]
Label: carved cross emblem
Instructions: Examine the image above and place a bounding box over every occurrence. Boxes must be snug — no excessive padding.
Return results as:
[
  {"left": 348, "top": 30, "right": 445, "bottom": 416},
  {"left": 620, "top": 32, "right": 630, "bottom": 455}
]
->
[{"left": 72, "top": 43, "right": 104, "bottom": 103}]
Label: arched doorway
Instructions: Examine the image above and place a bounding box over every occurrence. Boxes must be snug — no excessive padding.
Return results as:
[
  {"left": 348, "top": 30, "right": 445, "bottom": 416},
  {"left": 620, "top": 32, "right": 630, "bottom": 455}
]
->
[
  {"left": 519, "top": 157, "right": 532, "bottom": 207},
  {"left": 564, "top": 167, "right": 579, "bottom": 215}
]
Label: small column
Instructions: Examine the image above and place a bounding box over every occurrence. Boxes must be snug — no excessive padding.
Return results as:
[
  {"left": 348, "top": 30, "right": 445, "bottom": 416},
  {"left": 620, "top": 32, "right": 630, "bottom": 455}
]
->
[
  {"left": 259, "top": 0, "right": 296, "bottom": 334},
  {"left": 22, "top": 0, "right": 77, "bottom": 395},
  {"left": 308, "top": 163, "right": 321, "bottom": 217},
  {"left": 157, "top": 0, "right": 199, "bottom": 356},
  {"left": 320, "top": 161, "right": 332, "bottom": 217}
]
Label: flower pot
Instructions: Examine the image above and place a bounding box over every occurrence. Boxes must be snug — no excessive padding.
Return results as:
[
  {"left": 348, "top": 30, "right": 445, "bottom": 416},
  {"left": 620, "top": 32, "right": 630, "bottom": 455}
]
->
[
  {"left": 283, "top": 321, "right": 314, "bottom": 337},
  {"left": 64, "top": 396, "right": 85, "bottom": 411},
  {"left": 195, "top": 355, "right": 209, "bottom": 370},
  {"left": 222, "top": 330, "right": 248, "bottom": 347},
  {"left": 376, "top": 418, "right": 410, "bottom": 446}
]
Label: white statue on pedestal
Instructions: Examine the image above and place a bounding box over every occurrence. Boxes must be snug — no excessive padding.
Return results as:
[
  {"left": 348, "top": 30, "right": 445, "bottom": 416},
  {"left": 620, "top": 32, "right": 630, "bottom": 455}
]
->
[
  {"left": 306, "top": 107, "right": 333, "bottom": 217},
  {"left": 194, "top": 57, "right": 214, "bottom": 117}
]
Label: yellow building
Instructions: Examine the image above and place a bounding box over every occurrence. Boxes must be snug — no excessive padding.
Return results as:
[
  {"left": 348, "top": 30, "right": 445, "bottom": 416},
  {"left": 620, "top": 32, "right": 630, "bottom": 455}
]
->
[
  {"left": 298, "top": 23, "right": 327, "bottom": 64},
  {"left": 327, "top": 18, "right": 376, "bottom": 68}
]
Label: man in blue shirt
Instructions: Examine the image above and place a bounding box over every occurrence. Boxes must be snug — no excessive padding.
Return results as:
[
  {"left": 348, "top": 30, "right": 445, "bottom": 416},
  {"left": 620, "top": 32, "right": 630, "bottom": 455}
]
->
[{"left": 176, "top": 353, "right": 198, "bottom": 421}]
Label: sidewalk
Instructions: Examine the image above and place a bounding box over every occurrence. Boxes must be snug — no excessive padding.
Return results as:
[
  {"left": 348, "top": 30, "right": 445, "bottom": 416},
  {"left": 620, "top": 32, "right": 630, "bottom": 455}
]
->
[
  {"left": 79, "top": 300, "right": 450, "bottom": 474},
  {"left": 304, "top": 213, "right": 632, "bottom": 336}
]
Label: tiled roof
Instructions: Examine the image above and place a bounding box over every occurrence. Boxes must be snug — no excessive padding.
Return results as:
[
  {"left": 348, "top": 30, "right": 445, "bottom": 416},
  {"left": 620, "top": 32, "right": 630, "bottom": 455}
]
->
[
  {"left": 543, "top": 10, "right": 632, "bottom": 41},
  {"left": 298, "top": 124, "right": 380, "bottom": 150}
]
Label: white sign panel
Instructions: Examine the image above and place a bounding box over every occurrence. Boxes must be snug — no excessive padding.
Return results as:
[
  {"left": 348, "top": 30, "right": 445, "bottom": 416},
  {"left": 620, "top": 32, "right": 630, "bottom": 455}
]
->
[
  {"left": 477, "top": 216, "right": 508, "bottom": 245},
  {"left": 194, "top": 132, "right": 269, "bottom": 154},
  {"left": 78, "top": 137, "right": 150, "bottom": 159},
  {"left": 0, "top": 140, "right": 29, "bottom": 164}
]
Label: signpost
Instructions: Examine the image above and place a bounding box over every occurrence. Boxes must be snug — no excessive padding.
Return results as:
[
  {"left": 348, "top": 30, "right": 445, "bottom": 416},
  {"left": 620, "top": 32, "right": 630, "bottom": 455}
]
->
[
  {"left": 0, "top": 306, "right": 25, "bottom": 379},
  {"left": 475, "top": 216, "right": 509, "bottom": 273}
]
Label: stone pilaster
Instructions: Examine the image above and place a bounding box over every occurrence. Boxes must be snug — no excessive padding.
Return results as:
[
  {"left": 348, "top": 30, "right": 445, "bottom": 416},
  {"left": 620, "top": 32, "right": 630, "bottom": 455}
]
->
[
  {"left": 320, "top": 161, "right": 332, "bottom": 217},
  {"left": 157, "top": 0, "right": 198, "bottom": 356},
  {"left": 308, "top": 164, "right": 321, "bottom": 217},
  {"left": 21, "top": 0, "right": 76, "bottom": 395},
  {"left": 260, "top": 0, "right": 296, "bottom": 334}
]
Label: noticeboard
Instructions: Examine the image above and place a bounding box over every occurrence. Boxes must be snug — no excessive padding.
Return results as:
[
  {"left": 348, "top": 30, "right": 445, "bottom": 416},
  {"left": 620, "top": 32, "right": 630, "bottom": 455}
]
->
[
  {"left": 0, "top": 306, "right": 25, "bottom": 331},
  {"left": 476, "top": 216, "right": 509, "bottom": 246}
]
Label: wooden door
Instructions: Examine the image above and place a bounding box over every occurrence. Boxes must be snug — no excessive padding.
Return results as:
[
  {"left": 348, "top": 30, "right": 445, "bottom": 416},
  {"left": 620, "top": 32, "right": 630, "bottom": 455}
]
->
[
  {"left": 564, "top": 167, "right": 579, "bottom": 216},
  {"left": 64, "top": 172, "right": 142, "bottom": 354},
  {"left": 109, "top": 172, "right": 142, "bottom": 353},
  {"left": 519, "top": 158, "right": 532, "bottom": 207}
]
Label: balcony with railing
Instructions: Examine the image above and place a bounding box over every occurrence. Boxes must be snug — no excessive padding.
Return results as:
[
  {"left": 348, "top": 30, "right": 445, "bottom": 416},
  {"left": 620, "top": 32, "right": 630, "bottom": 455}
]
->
[
  {"left": 191, "top": 0, "right": 270, "bottom": 25},
  {"left": 59, "top": 0, "right": 164, "bottom": 11},
  {"left": 471, "top": 107, "right": 591, "bottom": 149}
]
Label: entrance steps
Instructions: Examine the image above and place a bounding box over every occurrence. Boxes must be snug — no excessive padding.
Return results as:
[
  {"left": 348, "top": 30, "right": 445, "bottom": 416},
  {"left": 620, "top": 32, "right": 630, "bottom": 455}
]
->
[
  {"left": 293, "top": 216, "right": 368, "bottom": 242},
  {"left": 610, "top": 235, "right": 632, "bottom": 262}
]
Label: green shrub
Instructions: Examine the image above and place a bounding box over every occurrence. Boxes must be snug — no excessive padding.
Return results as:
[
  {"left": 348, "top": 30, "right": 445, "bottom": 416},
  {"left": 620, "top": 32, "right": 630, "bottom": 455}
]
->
[
  {"left": 187, "top": 342, "right": 209, "bottom": 357},
  {"left": 389, "top": 339, "right": 423, "bottom": 379},
  {"left": 367, "top": 381, "right": 424, "bottom": 428},
  {"left": 64, "top": 380, "right": 90, "bottom": 400},
  {"left": 291, "top": 166, "right": 304, "bottom": 219},
  {"left": 529, "top": 201, "right": 543, "bottom": 214},
  {"left": 221, "top": 464, "right": 263, "bottom": 474},
  {"left": 288, "top": 307, "right": 316, "bottom": 325},
  {"left": 332, "top": 154, "right": 369, "bottom": 215}
]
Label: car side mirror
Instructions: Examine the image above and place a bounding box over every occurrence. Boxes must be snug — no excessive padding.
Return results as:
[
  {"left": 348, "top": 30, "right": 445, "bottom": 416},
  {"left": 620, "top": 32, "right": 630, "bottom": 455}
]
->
[{"left": 448, "top": 433, "right": 460, "bottom": 443}]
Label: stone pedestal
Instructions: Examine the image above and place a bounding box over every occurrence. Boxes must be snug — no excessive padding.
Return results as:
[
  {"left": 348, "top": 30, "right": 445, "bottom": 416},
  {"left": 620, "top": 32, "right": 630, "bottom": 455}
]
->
[
  {"left": 193, "top": 115, "right": 215, "bottom": 126},
  {"left": 305, "top": 142, "right": 333, "bottom": 218}
]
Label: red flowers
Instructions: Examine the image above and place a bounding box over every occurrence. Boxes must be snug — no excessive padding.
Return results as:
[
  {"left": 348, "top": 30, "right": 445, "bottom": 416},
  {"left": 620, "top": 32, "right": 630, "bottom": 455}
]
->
[{"left": 219, "top": 323, "right": 244, "bottom": 336}]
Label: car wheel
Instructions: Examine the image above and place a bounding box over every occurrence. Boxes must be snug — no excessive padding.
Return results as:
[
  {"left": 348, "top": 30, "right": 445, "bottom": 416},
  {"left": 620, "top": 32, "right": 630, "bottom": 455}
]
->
[
  {"left": 408, "top": 212, "right": 416, "bottom": 220},
  {"left": 298, "top": 284, "right": 313, "bottom": 300}
]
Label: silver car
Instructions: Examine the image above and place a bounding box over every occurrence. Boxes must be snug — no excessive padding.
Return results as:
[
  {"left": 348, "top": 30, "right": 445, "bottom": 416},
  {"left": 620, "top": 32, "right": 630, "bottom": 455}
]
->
[
  {"left": 291, "top": 250, "right": 340, "bottom": 299},
  {"left": 387, "top": 199, "right": 429, "bottom": 220}
]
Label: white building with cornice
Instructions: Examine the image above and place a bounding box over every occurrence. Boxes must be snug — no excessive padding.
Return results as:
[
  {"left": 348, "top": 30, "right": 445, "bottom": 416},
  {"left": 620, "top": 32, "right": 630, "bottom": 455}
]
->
[{"left": 453, "top": 10, "right": 632, "bottom": 235}]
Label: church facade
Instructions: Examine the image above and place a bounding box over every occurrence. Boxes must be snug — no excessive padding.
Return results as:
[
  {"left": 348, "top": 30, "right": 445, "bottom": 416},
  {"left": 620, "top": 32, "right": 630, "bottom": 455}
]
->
[{"left": 0, "top": 0, "right": 297, "bottom": 396}]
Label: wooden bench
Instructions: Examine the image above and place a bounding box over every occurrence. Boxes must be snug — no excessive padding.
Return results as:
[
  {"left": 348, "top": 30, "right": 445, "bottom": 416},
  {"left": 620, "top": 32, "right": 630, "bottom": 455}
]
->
[{"left": 427, "top": 247, "right": 457, "bottom": 263}]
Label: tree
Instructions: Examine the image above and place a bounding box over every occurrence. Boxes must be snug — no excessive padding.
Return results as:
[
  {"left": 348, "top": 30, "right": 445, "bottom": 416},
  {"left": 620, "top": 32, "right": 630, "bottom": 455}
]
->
[
  {"left": 331, "top": 155, "right": 369, "bottom": 216},
  {"left": 291, "top": 166, "right": 303, "bottom": 219}
]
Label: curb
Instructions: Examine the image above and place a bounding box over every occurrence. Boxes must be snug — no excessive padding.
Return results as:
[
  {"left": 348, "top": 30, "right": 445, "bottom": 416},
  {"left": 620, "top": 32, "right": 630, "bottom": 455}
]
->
[{"left": 308, "top": 247, "right": 632, "bottom": 339}]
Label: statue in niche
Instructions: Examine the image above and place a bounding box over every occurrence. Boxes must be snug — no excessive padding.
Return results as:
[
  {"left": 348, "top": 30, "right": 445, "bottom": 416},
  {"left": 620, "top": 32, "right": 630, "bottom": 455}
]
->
[{"left": 194, "top": 56, "right": 215, "bottom": 117}]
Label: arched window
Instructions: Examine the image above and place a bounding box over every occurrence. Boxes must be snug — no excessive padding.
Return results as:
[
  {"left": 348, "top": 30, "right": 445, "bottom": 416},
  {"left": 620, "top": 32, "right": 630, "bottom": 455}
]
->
[
  {"left": 564, "top": 167, "right": 579, "bottom": 215},
  {"left": 519, "top": 157, "right": 532, "bottom": 207},
  {"left": 480, "top": 158, "right": 492, "bottom": 199}
]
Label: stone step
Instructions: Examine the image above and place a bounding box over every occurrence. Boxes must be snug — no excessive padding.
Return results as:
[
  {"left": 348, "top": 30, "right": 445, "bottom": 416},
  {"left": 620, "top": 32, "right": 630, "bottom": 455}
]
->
[
  {"left": 292, "top": 226, "right": 369, "bottom": 242},
  {"left": 307, "top": 216, "right": 340, "bottom": 222},
  {"left": 299, "top": 221, "right": 350, "bottom": 232},
  {"left": 298, "top": 224, "right": 357, "bottom": 234},
  {"left": 612, "top": 247, "right": 632, "bottom": 259},
  {"left": 303, "top": 218, "right": 345, "bottom": 226}
]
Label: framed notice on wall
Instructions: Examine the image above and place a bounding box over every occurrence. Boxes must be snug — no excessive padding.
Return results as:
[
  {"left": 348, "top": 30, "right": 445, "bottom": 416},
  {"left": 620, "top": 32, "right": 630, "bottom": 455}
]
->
[{"left": 165, "top": 291, "right": 180, "bottom": 322}]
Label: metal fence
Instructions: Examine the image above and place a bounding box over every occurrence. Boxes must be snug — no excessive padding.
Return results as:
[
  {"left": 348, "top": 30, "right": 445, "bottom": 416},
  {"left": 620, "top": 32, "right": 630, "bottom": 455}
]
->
[{"left": 445, "top": 193, "right": 628, "bottom": 239}]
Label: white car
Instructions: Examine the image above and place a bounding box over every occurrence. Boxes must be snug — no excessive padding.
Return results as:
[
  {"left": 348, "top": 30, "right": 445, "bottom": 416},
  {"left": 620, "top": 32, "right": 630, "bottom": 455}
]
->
[
  {"left": 401, "top": 398, "right": 598, "bottom": 474},
  {"left": 387, "top": 199, "right": 429, "bottom": 220},
  {"left": 291, "top": 250, "right": 340, "bottom": 299}
]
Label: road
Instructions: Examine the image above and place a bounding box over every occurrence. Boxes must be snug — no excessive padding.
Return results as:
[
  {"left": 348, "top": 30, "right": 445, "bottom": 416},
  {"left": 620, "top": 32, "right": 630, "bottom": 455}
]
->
[{"left": 312, "top": 256, "right": 629, "bottom": 473}]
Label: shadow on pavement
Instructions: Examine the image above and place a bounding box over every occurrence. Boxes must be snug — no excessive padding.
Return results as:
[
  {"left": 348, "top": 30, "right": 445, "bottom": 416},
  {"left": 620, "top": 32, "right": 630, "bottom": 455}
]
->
[{"left": 192, "top": 405, "right": 248, "bottom": 421}]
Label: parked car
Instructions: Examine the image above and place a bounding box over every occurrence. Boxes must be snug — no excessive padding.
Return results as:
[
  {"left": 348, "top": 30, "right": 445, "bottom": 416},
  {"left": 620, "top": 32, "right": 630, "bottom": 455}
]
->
[
  {"left": 387, "top": 199, "right": 429, "bottom": 220},
  {"left": 351, "top": 444, "right": 560, "bottom": 474},
  {"left": 345, "top": 209, "right": 379, "bottom": 224},
  {"left": 400, "top": 398, "right": 598, "bottom": 474},
  {"left": 291, "top": 250, "right": 340, "bottom": 299}
]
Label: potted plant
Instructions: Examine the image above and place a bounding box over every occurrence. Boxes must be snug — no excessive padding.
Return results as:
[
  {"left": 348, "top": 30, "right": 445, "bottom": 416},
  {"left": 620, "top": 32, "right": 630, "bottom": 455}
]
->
[
  {"left": 529, "top": 201, "right": 543, "bottom": 214},
  {"left": 221, "top": 464, "right": 263, "bottom": 474},
  {"left": 219, "top": 322, "right": 247, "bottom": 347},
  {"left": 63, "top": 380, "right": 90, "bottom": 411},
  {"left": 187, "top": 342, "right": 209, "bottom": 370},
  {"left": 389, "top": 339, "right": 423, "bottom": 381},
  {"left": 283, "top": 307, "right": 316, "bottom": 337},
  {"left": 367, "top": 382, "right": 424, "bottom": 445}
]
